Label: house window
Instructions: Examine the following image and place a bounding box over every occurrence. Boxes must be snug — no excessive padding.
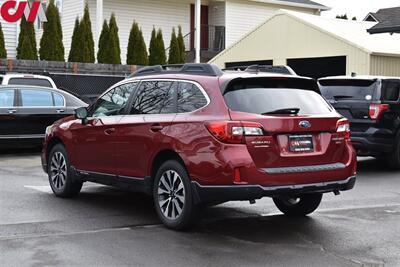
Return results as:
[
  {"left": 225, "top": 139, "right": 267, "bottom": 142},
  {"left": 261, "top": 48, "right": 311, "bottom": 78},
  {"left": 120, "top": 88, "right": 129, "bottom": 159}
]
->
[{"left": 36, "top": 0, "right": 63, "bottom": 30}]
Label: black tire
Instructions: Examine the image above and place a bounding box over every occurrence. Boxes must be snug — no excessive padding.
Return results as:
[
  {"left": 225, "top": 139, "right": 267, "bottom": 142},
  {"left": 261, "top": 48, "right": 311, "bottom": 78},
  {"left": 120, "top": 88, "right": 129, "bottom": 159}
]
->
[
  {"left": 153, "top": 160, "right": 197, "bottom": 230},
  {"left": 273, "top": 193, "right": 323, "bottom": 216},
  {"left": 48, "top": 144, "right": 82, "bottom": 198},
  {"left": 387, "top": 133, "right": 400, "bottom": 169}
]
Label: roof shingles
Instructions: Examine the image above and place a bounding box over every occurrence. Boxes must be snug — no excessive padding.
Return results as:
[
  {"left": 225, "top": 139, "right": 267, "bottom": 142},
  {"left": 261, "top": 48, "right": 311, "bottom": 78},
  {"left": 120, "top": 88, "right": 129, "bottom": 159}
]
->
[{"left": 367, "top": 7, "right": 400, "bottom": 34}]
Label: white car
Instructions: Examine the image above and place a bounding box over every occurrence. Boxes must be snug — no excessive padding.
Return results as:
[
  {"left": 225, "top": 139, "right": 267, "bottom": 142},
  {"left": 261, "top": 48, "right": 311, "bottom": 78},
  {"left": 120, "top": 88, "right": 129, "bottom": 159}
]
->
[{"left": 0, "top": 74, "right": 57, "bottom": 89}]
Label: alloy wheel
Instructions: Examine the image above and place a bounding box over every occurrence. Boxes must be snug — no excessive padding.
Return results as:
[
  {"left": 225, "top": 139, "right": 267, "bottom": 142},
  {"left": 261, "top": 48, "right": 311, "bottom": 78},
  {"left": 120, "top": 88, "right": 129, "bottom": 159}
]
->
[
  {"left": 50, "top": 152, "right": 67, "bottom": 190},
  {"left": 157, "top": 170, "right": 185, "bottom": 220}
]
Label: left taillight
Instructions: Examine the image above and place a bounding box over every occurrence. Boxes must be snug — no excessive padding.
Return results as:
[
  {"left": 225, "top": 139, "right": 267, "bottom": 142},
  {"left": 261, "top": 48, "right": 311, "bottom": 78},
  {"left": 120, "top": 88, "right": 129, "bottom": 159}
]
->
[
  {"left": 336, "top": 118, "right": 350, "bottom": 140},
  {"left": 369, "top": 103, "right": 389, "bottom": 120},
  {"left": 205, "top": 121, "right": 264, "bottom": 144}
]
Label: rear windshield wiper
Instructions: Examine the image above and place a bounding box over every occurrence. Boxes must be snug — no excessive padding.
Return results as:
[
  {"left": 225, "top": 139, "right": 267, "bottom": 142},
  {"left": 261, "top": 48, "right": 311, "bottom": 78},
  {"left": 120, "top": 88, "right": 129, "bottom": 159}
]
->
[
  {"left": 332, "top": 95, "right": 354, "bottom": 100},
  {"left": 262, "top": 108, "right": 300, "bottom": 115}
]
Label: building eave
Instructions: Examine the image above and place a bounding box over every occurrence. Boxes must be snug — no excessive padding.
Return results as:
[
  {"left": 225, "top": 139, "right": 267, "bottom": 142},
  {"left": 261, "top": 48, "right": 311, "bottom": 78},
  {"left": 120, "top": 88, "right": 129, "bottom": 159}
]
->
[
  {"left": 249, "top": 0, "right": 331, "bottom": 11},
  {"left": 368, "top": 26, "right": 400, "bottom": 34}
]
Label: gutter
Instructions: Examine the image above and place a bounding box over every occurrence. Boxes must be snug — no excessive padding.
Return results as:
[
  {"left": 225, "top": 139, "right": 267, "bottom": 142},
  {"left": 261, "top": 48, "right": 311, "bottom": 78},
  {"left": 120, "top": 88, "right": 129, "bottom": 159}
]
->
[{"left": 249, "top": 0, "right": 331, "bottom": 11}]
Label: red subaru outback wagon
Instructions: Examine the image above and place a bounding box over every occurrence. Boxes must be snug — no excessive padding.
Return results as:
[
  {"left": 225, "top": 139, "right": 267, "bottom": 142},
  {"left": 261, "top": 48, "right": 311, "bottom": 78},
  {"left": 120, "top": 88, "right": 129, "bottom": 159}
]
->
[{"left": 42, "top": 64, "right": 357, "bottom": 229}]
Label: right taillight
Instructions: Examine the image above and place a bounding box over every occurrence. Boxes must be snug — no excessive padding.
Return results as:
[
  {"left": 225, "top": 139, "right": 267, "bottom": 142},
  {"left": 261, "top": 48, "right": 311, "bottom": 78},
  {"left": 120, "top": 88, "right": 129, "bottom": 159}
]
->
[
  {"left": 336, "top": 118, "right": 350, "bottom": 140},
  {"left": 205, "top": 121, "right": 264, "bottom": 144},
  {"left": 369, "top": 104, "right": 389, "bottom": 120}
]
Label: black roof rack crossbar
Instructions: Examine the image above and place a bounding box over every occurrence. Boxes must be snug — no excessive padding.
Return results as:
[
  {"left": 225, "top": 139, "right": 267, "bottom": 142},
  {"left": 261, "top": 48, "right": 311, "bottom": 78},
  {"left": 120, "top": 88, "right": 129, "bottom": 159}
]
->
[{"left": 130, "top": 63, "right": 224, "bottom": 77}]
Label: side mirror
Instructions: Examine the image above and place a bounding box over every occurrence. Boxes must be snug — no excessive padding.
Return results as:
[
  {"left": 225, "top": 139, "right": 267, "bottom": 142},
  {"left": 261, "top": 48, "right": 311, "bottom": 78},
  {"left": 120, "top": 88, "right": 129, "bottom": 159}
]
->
[{"left": 75, "top": 107, "right": 88, "bottom": 124}]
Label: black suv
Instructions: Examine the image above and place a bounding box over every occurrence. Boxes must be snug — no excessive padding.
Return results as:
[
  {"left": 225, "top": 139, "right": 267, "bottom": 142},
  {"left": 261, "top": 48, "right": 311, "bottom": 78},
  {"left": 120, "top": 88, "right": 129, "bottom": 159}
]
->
[{"left": 319, "top": 76, "right": 400, "bottom": 168}]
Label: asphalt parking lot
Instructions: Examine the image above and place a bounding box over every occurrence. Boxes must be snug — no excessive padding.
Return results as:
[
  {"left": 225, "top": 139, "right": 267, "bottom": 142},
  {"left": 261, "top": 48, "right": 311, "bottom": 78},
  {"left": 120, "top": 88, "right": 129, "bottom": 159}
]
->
[{"left": 0, "top": 150, "right": 399, "bottom": 267}]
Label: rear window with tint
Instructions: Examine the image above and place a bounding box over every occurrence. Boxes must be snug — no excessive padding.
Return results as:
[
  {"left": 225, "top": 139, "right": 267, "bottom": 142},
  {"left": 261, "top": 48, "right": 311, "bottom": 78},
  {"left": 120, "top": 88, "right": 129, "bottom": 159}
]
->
[
  {"left": 319, "top": 79, "right": 377, "bottom": 101},
  {"left": 381, "top": 81, "right": 400, "bottom": 101},
  {"left": 224, "top": 78, "right": 332, "bottom": 115},
  {"left": 9, "top": 78, "right": 53, "bottom": 88}
]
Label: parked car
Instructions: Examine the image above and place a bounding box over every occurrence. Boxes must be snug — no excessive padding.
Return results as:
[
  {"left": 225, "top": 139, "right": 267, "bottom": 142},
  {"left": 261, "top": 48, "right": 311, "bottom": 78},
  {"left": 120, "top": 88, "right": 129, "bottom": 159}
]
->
[
  {"left": 0, "top": 85, "right": 87, "bottom": 148},
  {"left": 319, "top": 76, "right": 400, "bottom": 168},
  {"left": 0, "top": 74, "right": 57, "bottom": 89},
  {"left": 42, "top": 64, "right": 357, "bottom": 230}
]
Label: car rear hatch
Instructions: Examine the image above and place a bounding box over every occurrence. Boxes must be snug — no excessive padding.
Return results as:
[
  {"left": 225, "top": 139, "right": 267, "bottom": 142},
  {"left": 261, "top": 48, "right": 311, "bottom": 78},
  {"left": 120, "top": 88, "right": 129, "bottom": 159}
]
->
[
  {"left": 318, "top": 78, "right": 379, "bottom": 132},
  {"left": 222, "top": 76, "right": 348, "bottom": 169}
]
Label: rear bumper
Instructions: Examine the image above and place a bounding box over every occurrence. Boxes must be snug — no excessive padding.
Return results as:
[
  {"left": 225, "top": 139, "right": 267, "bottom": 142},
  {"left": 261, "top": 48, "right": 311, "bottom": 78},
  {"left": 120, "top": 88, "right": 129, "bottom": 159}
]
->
[
  {"left": 351, "top": 129, "right": 394, "bottom": 155},
  {"left": 191, "top": 176, "right": 356, "bottom": 204}
]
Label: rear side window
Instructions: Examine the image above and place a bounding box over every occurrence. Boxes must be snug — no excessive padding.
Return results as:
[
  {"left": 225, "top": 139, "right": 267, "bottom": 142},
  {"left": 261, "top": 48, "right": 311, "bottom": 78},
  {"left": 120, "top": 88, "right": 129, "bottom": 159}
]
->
[
  {"left": 177, "top": 82, "right": 208, "bottom": 113},
  {"left": 9, "top": 78, "right": 53, "bottom": 88},
  {"left": 224, "top": 78, "right": 331, "bottom": 115},
  {"left": 53, "top": 93, "right": 65, "bottom": 106},
  {"left": 382, "top": 81, "right": 400, "bottom": 101},
  {"left": 0, "top": 90, "right": 14, "bottom": 107},
  {"left": 130, "top": 81, "right": 175, "bottom": 114},
  {"left": 21, "top": 89, "right": 53, "bottom": 107},
  {"left": 319, "top": 79, "right": 377, "bottom": 101}
]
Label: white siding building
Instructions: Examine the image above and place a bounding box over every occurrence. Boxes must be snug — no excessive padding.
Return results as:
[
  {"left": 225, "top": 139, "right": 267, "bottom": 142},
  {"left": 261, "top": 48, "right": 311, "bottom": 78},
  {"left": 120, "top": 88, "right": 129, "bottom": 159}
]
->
[
  {"left": 209, "top": 10, "right": 400, "bottom": 78},
  {"left": 0, "top": 0, "right": 328, "bottom": 63}
]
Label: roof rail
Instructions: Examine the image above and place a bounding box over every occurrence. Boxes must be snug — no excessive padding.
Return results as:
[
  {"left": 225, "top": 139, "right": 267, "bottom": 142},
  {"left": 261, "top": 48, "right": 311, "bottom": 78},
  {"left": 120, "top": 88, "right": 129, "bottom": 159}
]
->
[{"left": 130, "top": 63, "right": 224, "bottom": 77}]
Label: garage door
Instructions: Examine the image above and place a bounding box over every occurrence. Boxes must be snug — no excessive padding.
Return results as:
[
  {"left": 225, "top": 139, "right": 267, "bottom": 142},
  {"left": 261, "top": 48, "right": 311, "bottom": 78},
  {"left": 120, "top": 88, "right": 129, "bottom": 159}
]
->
[
  {"left": 225, "top": 60, "right": 273, "bottom": 70},
  {"left": 287, "top": 56, "right": 346, "bottom": 79}
]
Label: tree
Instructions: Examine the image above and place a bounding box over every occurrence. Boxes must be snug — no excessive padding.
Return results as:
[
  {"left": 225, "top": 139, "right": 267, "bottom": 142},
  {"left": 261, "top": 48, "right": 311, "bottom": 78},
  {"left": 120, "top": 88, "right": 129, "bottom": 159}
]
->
[
  {"left": 40, "top": 0, "right": 65, "bottom": 61},
  {"left": 352, "top": 17, "right": 357, "bottom": 21},
  {"left": 97, "top": 20, "right": 109, "bottom": 63},
  {"left": 127, "top": 21, "right": 148, "bottom": 65},
  {"left": 107, "top": 13, "right": 121, "bottom": 64},
  {"left": 17, "top": 16, "right": 37, "bottom": 60},
  {"left": 80, "top": 3, "right": 95, "bottom": 63},
  {"left": 148, "top": 27, "right": 158, "bottom": 65},
  {"left": 336, "top": 14, "right": 348, "bottom": 20},
  {"left": 68, "top": 17, "right": 81, "bottom": 62},
  {"left": 156, "top": 28, "right": 166, "bottom": 65},
  {"left": 177, "top": 25, "right": 185, "bottom": 63},
  {"left": 0, "top": 23, "right": 7, "bottom": 59},
  {"left": 168, "top": 28, "right": 180, "bottom": 64}
]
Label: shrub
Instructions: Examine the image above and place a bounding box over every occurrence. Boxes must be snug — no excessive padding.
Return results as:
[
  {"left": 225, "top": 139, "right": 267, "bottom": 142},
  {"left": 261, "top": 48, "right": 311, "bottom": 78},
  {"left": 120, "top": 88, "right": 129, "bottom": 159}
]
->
[
  {"left": 80, "top": 3, "right": 95, "bottom": 63},
  {"left": 0, "top": 23, "right": 7, "bottom": 59},
  {"left": 68, "top": 17, "right": 81, "bottom": 62},
  {"left": 107, "top": 13, "right": 121, "bottom": 64},
  {"left": 39, "top": 0, "right": 65, "bottom": 61},
  {"left": 168, "top": 28, "right": 180, "bottom": 64},
  {"left": 97, "top": 20, "right": 109, "bottom": 63},
  {"left": 127, "top": 22, "right": 148, "bottom": 65},
  {"left": 177, "top": 25, "right": 185, "bottom": 63},
  {"left": 17, "top": 17, "right": 37, "bottom": 60}
]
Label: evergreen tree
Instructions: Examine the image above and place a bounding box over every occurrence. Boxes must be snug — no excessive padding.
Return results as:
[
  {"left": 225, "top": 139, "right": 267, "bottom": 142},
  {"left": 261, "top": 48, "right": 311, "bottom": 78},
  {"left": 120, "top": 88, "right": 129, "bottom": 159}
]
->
[
  {"left": 156, "top": 28, "right": 166, "bottom": 65},
  {"left": 68, "top": 17, "right": 81, "bottom": 62},
  {"left": 148, "top": 27, "right": 158, "bottom": 65},
  {"left": 107, "top": 13, "right": 121, "bottom": 64},
  {"left": 127, "top": 22, "right": 148, "bottom": 65},
  {"left": 168, "top": 28, "right": 180, "bottom": 64},
  {"left": 17, "top": 16, "right": 37, "bottom": 60},
  {"left": 336, "top": 14, "right": 348, "bottom": 20},
  {"left": 177, "top": 25, "right": 185, "bottom": 63},
  {"left": 39, "top": 0, "right": 65, "bottom": 61},
  {"left": 136, "top": 28, "right": 149, "bottom": 65},
  {"left": 0, "top": 23, "right": 7, "bottom": 59},
  {"left": 80, "top": 3, "right": 95, "bottom": 63},
  {"left": 97, "top": 20, "right": 109, "bottom": 63},
  {"left": 352, "top": 17, "right": 357, "bottom": 21}
]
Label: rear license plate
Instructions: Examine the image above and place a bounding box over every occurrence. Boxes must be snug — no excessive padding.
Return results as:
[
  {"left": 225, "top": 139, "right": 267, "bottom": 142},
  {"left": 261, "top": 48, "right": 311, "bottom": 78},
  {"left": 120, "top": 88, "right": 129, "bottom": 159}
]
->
[{"left": 289, "top": 135, "right": 314, "bottom": 152}]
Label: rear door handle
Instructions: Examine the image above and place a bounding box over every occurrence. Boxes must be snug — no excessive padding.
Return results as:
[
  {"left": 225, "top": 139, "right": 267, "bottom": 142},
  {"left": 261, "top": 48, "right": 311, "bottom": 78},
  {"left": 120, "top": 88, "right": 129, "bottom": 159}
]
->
[
  {"left": 150, "top": 124, "right": 164, "bottom": 132},
  {"left": 56, "top": 109, "right": 65, "bottom": 114},
  {"left": 7, "top": 109, "right": 17, "bottom": 114},
  {"left": 104, "top": 128, "right": 116, "bottom": 135}
]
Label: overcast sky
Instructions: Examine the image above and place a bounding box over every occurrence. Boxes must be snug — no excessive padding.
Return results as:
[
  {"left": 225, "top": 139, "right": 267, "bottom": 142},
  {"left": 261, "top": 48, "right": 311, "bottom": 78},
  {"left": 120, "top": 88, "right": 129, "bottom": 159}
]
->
[{"left": 316, "top": 0, "right": 400, "bottom": 20}]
